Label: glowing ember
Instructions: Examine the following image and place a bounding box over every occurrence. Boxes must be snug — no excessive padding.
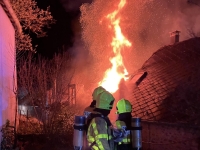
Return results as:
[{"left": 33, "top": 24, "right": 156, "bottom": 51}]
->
[{"left": 98, "top": 0, "right": 132, "bottom": 93}]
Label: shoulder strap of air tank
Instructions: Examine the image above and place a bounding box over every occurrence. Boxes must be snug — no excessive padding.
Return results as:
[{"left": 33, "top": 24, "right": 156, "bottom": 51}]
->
[{"left": 90, "top": 113, "right": 111, "bottom": 126}]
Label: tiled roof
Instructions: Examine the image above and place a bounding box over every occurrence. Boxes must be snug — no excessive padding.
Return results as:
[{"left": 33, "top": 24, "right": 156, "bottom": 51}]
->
[{"left": 130, "top": 37, "right": 200, "bottom": 126}]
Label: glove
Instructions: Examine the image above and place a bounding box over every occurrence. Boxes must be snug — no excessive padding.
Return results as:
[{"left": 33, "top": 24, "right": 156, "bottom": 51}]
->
[
  {"left": 121, "top": 126, "right": 130, "bottom": 137},
  {"left": 111, "top": 126, "right": 126, "bottom": 142},
  {"left": 112, "top": 126, "right": 131, "bottom": 142}
]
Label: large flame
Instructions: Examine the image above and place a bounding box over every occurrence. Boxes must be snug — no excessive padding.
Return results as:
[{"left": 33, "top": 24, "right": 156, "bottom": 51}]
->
[{"left": 98, "top": 0, "right": 131, "bottom": 93}]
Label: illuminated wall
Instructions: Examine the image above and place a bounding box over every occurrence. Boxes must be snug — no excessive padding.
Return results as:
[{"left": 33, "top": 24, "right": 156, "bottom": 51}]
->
[{"left": 0, "top": 4, "right": 17, "bottom": 141}]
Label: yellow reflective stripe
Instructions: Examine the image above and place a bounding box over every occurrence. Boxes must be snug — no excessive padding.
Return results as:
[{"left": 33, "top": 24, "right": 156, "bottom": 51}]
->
[
  {"left": 91, "top": 119, "right": 108, "bottom": 139},
  {"left": 92, "top": 122, "right": 97, "bottom": 128},
  {"left": 91, "top": 145, "right": 99, "bottom": 150},
  {"left": 87, "top": 122, "right": 94, "bottom": 143},
  {"left": 96, "top": 139, "right": 104, "bottom": 149},
  {"left": 122, "top": 137, "right": 131, "bottom": 143},
  {"left": 118, "top": 138, "right": 131, "bottom": 145},
  {"left": 108, "top": 135, "right": 112, "bottom": 140},
  {"left": 88, "top": 135, "right": 95, "bottom": 143},
  {"left": 88, "top": 142, "right": 99, "bottom": 150},
  {"left": 88, "top": 118, "right": 111, "bottom": 150},
  {"left": 96, "top": 134, "right": 108, "bottom": 139},
  {"left": 92, "top": 122, "right": 98, "bottom": 135}
]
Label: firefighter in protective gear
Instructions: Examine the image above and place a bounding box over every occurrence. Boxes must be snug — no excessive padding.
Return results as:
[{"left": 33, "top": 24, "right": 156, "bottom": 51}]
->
[
  {"left": 83, "top": 86, "right": 107, "bottom": 150},
  {"left": 114, "top": 98, "right": 132, "bottom": 150},
  {"left": 87, "top": 91, "right": 115, "bottom": 150}
]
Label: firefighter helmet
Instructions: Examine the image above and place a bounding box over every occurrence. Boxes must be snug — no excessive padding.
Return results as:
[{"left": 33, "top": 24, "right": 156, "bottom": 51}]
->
[
  {"left": 92, "top": 86, "right": 106, "bottom": 100},
  {"left": 96, "top": 91, "right": 115, "bottom": 110},
  {"left": 116, "top": 98, "right": 132, "bottom": 114}
]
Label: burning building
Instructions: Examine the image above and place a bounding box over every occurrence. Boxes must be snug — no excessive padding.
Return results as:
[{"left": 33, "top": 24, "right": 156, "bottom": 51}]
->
[
  {"left": 128, "top": 37, "right": 200, "bottom": 149},
  {"left": 130, "top": 37, "right": 200, "bottom": 125},
  {"left": 71, "top": 0, "right": 200, "bottom": 148}
]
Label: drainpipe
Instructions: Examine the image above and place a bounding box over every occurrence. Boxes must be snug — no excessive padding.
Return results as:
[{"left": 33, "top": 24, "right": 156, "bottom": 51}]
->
[{"left": 2, "top": 0, "right": 22, "bottom": 34}]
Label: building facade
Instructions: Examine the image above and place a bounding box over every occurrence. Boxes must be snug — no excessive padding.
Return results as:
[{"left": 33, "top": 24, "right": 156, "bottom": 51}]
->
[{"left": 0, "top": 0, "right": 21, "bottom": 143}]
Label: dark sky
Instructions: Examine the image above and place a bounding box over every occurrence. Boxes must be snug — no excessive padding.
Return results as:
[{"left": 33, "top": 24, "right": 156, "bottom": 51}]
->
[
  {"left": 34, "top": 0, "right": 92, "bottom": 58},
  {"left": 33, "top": 0, "right": 200, "bottom": 59}
]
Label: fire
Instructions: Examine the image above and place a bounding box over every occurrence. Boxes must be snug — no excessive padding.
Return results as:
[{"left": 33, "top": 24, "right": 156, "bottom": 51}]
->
[{"left": 98, "top": 0, "right": 131, "bottom": 93}]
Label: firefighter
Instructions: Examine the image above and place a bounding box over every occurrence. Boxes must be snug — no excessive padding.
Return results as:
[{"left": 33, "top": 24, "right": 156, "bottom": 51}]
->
[
  {"left": 87, "top": 91, "right": 115, "bottom": 150},
  {"left": 114, "top": 98, "right": 132, "bottom": 150},
  {"left": 83, "top": 86, "right": 106, "bottom": 150}
]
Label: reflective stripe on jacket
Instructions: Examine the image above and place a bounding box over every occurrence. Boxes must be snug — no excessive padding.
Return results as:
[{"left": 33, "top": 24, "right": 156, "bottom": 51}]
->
[
  {"left": 87, "top": 117, "right": 113, "bottom": 150},
  {"left": 115, "top": 120, "right": 131, "bottom": 144}
]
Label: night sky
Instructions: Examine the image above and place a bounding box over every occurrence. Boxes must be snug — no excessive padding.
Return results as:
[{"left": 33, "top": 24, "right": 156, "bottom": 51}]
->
[
  {"left": 33, "top": 0, "right": 200, "bottom": 61},
  {"left": 34, "top": 0, "right": 92, "bottom": 58}
]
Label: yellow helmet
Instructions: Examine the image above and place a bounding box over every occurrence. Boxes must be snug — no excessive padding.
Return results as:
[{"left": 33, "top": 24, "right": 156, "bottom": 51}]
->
[
  {"left": 92, "top": 86, "right": 106, "bottom": 100},
  {"left": 96, "top": 91, "right": 115, "bottom": 110},
  {"left": 116, "top": 98, "right": 132, "bottom": 114}
]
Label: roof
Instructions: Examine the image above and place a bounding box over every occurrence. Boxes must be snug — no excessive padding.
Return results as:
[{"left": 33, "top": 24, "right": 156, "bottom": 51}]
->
[
  {"left": 130, "top": 37, "right": 200, "bottom": 126},
  {"left": 0, "top": 0, "right": 22, "bottom": 34}
]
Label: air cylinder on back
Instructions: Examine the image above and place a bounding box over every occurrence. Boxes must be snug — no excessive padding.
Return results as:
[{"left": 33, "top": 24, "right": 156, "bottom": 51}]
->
[
  {"left": 73, "top": 115, "right": 86, "bottom": 150},
  {"left": 131, "top": 117, "right": 142, "bottom": 150}
]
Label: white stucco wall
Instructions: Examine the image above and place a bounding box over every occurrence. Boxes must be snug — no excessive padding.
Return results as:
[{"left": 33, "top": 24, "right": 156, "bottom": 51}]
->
[{"left": 0, "top": 4, "right": 17, "bottom": 139}]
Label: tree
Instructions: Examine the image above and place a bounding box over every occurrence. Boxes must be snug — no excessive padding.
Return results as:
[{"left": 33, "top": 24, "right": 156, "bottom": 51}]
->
[
  {"left": 10, "top": 0, "right": 55, "bottom": 51},
  {"left": 17, "top": 51, "right": 79, "bottom": 149}
]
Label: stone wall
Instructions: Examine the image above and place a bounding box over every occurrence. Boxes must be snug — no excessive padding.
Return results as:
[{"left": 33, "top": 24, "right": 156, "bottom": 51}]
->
[{"left": 142, "top": 120, "right": 200, "bottom": 150}]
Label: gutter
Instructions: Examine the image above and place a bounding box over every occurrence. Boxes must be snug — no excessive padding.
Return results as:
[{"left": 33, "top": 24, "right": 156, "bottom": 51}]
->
[{"left": 0, "top": 0, "right": 22, "bottom": 34}]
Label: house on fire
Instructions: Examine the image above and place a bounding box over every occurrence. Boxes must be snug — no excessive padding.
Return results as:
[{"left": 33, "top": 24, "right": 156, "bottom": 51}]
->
[
  {"left": 0, "top": 0, "right": 21, "bottom": 141},
  {"left": 129, "top": 35, "right": 200, "bottom": 150}
]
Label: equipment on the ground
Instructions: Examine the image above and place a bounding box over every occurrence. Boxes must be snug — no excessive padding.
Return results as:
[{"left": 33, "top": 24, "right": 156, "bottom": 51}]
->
[{"left": 131, "top": 117, "right": 142, "bottom": 150}]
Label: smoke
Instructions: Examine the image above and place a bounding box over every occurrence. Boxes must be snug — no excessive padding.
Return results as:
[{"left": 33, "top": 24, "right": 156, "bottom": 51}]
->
[
  {"left": 59, "top": 0, "right": 200, "bottom": 106},
  {"left": 80, "top": 0, "right": 200, "bottom": 75},
  {"left": 188, "top": 0, "right": 200, "bottom": 7}
]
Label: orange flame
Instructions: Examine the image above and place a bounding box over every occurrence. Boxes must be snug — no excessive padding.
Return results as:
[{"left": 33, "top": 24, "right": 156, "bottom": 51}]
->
[{"left": 98, "top": 0, "right": 131, "bottom": 93}]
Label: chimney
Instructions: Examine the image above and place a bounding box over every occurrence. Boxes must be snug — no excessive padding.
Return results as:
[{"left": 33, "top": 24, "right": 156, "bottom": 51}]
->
[{"left": 170, "top": 30, "right": 180, "bottom": 44}]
